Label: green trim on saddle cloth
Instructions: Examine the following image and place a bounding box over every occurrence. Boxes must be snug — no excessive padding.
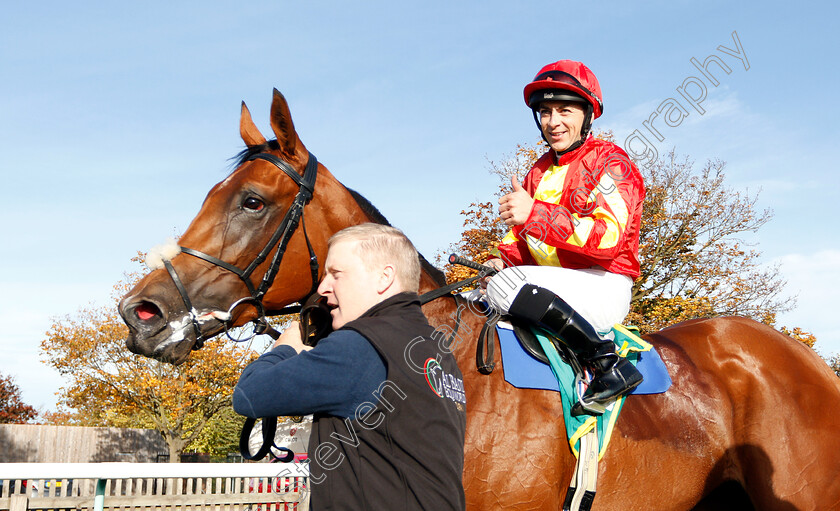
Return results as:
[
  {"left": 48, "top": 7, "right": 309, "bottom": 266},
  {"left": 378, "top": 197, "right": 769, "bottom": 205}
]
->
[{"left": 534, "top": 324, "right": 653, "bottom": 460}]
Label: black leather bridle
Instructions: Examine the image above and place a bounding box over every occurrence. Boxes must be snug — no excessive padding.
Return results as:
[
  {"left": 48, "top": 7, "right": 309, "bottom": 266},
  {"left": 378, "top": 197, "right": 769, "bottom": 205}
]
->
[{"left": 162, "top": 151, "right": 320, "bottom": 349}]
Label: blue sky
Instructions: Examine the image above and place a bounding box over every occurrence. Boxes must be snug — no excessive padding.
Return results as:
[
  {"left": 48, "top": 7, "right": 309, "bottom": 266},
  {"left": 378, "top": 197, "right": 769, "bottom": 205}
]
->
[{"left": 2, "top": 1, "right": 838, "bottom": 412}]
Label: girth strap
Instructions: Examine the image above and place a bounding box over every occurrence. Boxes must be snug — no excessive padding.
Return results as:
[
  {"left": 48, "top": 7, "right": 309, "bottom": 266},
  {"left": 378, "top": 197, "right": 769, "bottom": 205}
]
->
[
  {"left": 563, "top": 429, "right": 599, "bottom": 511},
  {"left": 476, "top": 313, "right": 500, "bottom": 374}
]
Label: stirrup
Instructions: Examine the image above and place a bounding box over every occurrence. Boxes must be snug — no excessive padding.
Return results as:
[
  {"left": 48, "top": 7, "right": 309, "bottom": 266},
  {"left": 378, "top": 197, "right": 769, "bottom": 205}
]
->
[
  {"left": 571, "top": 353, "right": 643, "bottom": 417},
  {"left": 571, "top": 398, "right": 608, "bottom": 417},
  {"left": 571, "top": 371, "right": 609, "bottom": 417}
]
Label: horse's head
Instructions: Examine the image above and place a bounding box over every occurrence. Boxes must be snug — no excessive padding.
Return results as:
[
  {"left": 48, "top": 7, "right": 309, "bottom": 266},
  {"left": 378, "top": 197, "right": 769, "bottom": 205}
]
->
[{"left": 119, "top": 89, "right": 369, "bottom": 364}]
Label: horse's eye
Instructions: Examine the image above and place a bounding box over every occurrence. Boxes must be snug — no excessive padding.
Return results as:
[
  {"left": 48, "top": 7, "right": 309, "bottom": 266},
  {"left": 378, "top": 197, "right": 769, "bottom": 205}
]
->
[{"left": 242, "top": 197, "right": 265, "bottom": 212}]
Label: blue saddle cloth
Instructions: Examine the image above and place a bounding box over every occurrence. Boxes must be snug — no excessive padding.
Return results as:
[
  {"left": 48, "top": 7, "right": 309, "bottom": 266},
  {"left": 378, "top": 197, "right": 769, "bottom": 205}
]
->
[
  {"left": 497, "top": 322, "right": 672, "bottom": 459},
  {"left": 497, "top": 323, "right": 671, "bottom": 394}
]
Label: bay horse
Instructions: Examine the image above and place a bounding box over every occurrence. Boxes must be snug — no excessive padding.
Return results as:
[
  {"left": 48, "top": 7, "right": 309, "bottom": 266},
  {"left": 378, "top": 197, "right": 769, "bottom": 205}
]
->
[{"left": 119, "top": 89, "right": 840, "bottom": 510}]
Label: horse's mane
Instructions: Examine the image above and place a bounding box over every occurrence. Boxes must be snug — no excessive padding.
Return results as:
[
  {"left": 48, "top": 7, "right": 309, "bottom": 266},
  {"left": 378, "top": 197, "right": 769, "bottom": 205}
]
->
[
  {"left": 229, "top": 142, "right": 447, "bottom": 287},
  {"left": 345, "top": 188, "right": 390, "bottom": 226}
]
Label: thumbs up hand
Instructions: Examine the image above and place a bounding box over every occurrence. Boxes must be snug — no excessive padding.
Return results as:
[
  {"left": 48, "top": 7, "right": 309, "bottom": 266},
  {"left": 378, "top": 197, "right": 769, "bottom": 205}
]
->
[
  {"left": 498, "top": 174, "right": 535, "bottom": 226},
  {"left": 510, "top": 174, "right": 525, "bottom": 192}
]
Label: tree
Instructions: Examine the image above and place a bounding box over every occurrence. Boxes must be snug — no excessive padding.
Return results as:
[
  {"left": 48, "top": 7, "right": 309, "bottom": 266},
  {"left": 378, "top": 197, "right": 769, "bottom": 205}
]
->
[
  {"left": 185, "top": 406, "right": 248, "bottom": 457},
  {"left": 40, "top": 266, "right": 262, "bottom": 461},
  {"left": 443, "top": 134, "right": 818, "bottom": 348},
  {"left": 625, "top": 149, "right": 794, "bottom": 333},
  {"left": 0, "top": 373, "right": 37, "bottom": 424},
  {"left": 829, "top": 354, "right": 840, "bottom": 378}
]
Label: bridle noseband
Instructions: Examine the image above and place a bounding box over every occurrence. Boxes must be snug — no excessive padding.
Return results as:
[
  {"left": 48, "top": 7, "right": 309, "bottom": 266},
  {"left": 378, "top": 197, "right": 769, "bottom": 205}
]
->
[{"left": 162, "top": 151, "right": 320, "bottom": 349}]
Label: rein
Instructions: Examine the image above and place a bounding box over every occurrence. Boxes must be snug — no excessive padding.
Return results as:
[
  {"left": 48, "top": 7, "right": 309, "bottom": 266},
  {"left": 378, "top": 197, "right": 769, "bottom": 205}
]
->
[
  {"left": 417, "top": 274, "right": 484, "bottom": 304},
  {"left": 419, "top": 254, "right": 497, "bottom": 304},
  {"left": 162, "top": 151, "right": 320, "bottom": 349},
  {"left": 418, "top": 255, "right": 500, "bottom": 374}
]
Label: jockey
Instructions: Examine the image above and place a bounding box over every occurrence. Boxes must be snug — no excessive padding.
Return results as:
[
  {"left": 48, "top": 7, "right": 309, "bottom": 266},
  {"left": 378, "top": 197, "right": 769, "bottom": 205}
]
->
[{"left": 483, "top": 60, "right": 645, "bottom": 413}]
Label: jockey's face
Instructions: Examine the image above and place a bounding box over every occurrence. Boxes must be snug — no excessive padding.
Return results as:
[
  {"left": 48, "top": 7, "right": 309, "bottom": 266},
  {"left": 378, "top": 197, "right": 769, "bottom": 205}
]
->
[
  {"left": 538, "top": 100, "right": 586, "bottom": 153},
  {"left": 317, "top": 240, "right": 388, "bottom": 329}
]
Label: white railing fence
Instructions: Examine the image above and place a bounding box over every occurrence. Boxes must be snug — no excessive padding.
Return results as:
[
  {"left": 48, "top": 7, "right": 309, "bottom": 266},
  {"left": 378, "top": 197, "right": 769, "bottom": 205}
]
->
[{"left": 0, "top": 463, "right": 309, "bottom": 511}]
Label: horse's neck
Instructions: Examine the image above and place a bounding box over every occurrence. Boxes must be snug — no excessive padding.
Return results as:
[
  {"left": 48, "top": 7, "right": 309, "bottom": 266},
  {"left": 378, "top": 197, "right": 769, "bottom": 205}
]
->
[
  {"left": 317, "top": 175, "right": 372, "bottom": 230},
  {"left": 418, "top": 270, "right": 443, "bottom": 296}
]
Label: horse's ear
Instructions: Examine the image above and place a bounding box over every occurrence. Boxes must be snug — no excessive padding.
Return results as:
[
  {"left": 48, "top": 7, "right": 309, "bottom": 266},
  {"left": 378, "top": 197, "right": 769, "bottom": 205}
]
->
[
  {"left": 240, "top": 101, "right": 267, "bottom": 147},
  {"left": 269, "top": 88, "right": 300, "bottom": 158}
]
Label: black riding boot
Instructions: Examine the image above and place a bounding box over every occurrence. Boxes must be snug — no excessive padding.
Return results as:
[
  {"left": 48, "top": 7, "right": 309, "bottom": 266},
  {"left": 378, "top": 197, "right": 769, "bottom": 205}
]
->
[{"left": 508, "top": 284, "right": 643, "bottom": 412}]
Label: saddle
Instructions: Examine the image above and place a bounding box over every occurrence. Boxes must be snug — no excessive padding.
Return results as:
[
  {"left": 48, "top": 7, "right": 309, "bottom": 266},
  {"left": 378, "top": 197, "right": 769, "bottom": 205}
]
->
[
  {"left": 477, "top": 314, "right": 591, "bottom": 400},
  {"left": 511, "top": 317, "right": 560, "bottom": 365},
  {"left": 492, "top": 319, "right": 670, "bottom": 398}
]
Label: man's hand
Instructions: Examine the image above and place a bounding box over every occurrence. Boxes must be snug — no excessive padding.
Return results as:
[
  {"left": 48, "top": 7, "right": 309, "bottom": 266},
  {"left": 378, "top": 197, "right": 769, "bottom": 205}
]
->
[
  {"left": 498, "top": 175, "right": 534, "bottom": 226},
  {"left": 273, "top": 321, "right": 313, "bottom": 354}
]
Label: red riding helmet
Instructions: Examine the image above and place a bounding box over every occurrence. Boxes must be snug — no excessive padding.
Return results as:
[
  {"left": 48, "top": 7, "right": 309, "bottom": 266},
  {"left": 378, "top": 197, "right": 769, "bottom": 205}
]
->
[{"left": 523, "top": 60, "right": 604, "bottom": 119}]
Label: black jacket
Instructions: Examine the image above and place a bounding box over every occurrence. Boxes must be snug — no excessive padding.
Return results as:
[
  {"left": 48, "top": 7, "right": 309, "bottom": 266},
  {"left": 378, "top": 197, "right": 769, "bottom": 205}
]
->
[{"left": 308, "top": 292, "right": 467, "bottom": 510}]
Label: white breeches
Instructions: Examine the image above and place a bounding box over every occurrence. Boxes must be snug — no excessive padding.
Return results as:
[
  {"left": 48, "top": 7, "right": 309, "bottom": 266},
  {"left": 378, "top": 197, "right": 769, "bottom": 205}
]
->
[{"left": 484, "top": 265, "right": 633, "bottom": 336}]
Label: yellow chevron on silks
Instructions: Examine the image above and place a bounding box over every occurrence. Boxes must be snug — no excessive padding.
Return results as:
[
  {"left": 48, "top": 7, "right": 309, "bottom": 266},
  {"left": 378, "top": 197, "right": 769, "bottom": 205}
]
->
[
  {"left": 528, "top": 164, "right": 572, "bottom": 264},
  {"left": 533, "top": 163, "right": 570, "bottom": 204},
  {"left": 593, "top": 173, "right": 629, "bottom": 250}
]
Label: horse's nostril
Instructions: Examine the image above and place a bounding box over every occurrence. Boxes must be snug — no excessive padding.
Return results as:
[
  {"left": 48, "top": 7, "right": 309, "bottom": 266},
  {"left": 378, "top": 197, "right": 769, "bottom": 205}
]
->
[{"left": 135, "top": 302, "right": 162, "bottom": 322}]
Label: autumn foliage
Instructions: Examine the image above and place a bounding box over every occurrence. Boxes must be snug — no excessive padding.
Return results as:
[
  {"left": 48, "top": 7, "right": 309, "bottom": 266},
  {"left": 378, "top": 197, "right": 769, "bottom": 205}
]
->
[
  {"left": 626, "top": 149, "right": 797, "bottom": 333},
  {"left": 0, "top": 373, "right": 37, "bottom": 424},
  {"left": 40, "top": 266, "right": 260, "bottom": 461}
]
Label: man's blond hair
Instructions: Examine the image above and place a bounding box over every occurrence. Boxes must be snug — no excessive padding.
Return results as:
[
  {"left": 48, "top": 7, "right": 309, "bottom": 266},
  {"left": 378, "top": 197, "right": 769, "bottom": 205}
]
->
[{"left": 328, "top": 223, "right": 421, "bottom": 292}]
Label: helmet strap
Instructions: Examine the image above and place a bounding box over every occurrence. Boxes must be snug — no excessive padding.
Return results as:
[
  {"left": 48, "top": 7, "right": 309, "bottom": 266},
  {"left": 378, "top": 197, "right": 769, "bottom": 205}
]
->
[{"left": 579, "top": 104, "right": 593, "bottom": 140}]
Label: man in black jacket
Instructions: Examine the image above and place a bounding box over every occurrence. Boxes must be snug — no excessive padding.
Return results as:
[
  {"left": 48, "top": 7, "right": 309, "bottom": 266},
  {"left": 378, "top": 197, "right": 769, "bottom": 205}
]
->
[{"left": 234, "top": 223, "right": 466, "bottom": 510}]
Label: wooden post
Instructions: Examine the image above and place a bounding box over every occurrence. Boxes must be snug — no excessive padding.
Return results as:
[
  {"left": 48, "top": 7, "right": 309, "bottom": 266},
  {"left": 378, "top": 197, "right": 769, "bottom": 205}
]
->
[
  {"left": 93, "top": 479, "right": 106, "bottom": 511},
  {"left": 9, "top": 495, "right": 27, "bottom": 511}
]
